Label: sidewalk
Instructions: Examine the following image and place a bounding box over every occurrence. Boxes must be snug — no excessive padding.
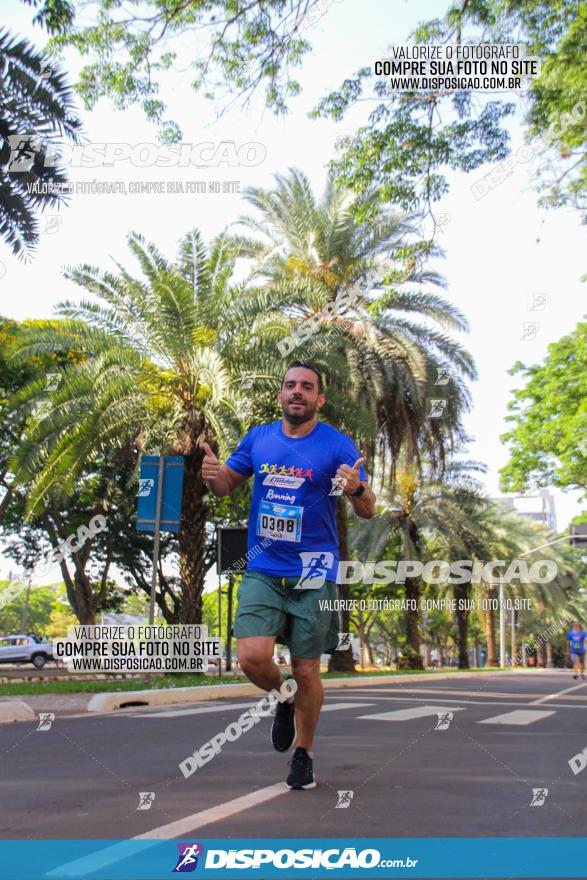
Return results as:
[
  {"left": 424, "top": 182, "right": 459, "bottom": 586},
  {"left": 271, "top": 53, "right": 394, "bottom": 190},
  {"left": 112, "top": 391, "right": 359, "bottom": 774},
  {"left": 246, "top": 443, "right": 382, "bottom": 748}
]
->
[{"left": 0, "top": 668, "right": 547, "bottom": 719}]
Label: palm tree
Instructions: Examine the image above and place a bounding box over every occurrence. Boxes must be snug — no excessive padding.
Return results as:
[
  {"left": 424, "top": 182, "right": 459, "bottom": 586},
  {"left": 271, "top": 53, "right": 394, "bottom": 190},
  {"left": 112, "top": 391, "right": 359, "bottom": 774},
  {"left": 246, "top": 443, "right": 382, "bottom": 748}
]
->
[
  {"left": 236, "top": 170, "right": 475, "bottom": 467},
  {"left": 0, "top": 28, "right": 81, "bottom": 257},
  {"left": 349, "top": 460, "right": 492, "bottom": 668},
  {"left": 391, "top": 462, "right": 488, "bottom": 668},
  {"left": 235, "top": 169, "right": 476, "bottom": 667},
  {"left": 6, "top": 229, "right": 292, "bottom": 623},
  {"left": 476, "top": 509, "right": 582, "bottom": 666}
]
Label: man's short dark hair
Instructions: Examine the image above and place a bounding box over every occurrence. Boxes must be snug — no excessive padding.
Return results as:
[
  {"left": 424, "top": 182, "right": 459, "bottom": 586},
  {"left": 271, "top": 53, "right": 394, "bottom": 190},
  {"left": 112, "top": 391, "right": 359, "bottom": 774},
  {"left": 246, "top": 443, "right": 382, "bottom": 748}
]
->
[{"left": 282, "top": 361, "right": 324, "bottom": 394}]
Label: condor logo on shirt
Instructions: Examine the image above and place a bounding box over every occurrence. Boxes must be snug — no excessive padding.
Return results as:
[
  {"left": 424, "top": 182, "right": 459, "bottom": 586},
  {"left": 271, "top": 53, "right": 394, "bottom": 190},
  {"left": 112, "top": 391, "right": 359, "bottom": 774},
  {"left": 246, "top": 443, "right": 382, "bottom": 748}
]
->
[{"left": 263, "top": 474, "right": 305, "bottom": 489}]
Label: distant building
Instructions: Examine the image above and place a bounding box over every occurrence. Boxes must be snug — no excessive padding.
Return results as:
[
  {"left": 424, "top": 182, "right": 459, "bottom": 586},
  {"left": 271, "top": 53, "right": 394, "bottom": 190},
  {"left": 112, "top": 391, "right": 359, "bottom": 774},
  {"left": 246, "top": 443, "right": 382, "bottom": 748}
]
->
[{"left": 492, "top": 489, "right": 557, "bottom": 535}]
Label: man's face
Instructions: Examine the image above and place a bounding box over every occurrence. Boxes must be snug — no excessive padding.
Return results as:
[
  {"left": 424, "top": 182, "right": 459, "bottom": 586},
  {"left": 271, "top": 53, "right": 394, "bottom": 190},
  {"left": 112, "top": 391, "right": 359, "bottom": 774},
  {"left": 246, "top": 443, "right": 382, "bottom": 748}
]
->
[{"left": 278, "top": 367, "right": 325, "bottom": 424}]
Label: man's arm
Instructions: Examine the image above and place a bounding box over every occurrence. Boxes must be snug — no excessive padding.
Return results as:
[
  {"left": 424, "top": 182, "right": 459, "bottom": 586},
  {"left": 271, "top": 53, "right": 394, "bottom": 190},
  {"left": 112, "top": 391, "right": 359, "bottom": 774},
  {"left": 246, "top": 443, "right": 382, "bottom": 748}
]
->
[
  {"left": 349, "top": 481, "right": 376, "bottom": 518},
  {"left": 336, "top": 456, "right": 376, "bottom": 519},
  {"left": 202, "top": 442, "right": 248, "bottom": 497}
]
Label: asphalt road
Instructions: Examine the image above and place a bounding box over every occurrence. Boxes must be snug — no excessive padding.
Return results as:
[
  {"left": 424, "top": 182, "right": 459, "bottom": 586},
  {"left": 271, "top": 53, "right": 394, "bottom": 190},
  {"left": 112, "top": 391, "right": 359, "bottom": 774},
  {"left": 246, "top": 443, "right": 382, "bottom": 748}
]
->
[{"left": 1, "top": 671, "right": 586, "bottom": 878}]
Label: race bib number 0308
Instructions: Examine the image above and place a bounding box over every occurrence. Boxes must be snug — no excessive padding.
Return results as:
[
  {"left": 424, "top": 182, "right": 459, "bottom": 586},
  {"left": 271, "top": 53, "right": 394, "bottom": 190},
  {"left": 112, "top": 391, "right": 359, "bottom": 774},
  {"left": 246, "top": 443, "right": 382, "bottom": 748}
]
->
[{"left": 256, "top": 500, "right": 303, "bottom": 543}]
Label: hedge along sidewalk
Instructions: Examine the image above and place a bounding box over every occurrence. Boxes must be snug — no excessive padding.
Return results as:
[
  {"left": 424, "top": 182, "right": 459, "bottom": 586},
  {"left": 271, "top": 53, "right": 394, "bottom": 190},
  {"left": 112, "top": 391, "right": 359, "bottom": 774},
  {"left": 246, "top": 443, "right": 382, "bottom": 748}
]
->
[{"left": 0, "top": 667, "right": 547, "bottom": 720}]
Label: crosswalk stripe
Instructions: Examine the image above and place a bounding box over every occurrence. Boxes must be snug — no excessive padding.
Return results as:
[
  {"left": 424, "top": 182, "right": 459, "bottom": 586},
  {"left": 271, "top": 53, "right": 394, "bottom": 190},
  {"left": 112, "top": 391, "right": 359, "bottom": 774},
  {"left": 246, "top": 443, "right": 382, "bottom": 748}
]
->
[
  {"left": 133, "top": 782, "right": 288, "bottom": 839},
  {"left": 477, "top": 709, "right": 555, "bottom": 725},
  {"left": 48, "top": 783, "right": 288, "bottom": 875},
  {"left": 129, "top": 701, "right": 264, "bottom": 718},
  {"left": 342, "top": 687, "right": 543, "bottom": 699},
  {"left": 322, "top": 702, "right": 375, "bottom": 711},
  {"left": 530, "top": 682, "right": 587, "bottom": 705},
  {"left": 359, "top": 705, "right": 465, "bottom": 721},
  {"left": 129, "top": 701, "right": 375, "bottom": 719}
]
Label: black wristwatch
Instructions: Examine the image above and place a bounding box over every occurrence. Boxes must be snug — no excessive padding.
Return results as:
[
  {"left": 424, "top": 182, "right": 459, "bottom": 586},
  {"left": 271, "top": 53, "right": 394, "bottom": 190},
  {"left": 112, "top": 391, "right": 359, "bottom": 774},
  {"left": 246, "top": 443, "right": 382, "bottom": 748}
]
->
[{"left": 351, "top": 483, "right": 365, "bottom": 498}]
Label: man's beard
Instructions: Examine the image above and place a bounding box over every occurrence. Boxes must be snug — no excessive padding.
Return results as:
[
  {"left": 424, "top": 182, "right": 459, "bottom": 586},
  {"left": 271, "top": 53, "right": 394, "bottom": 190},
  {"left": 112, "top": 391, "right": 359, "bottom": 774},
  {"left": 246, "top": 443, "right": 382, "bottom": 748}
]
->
[{"left": 283, "top": 400, "right": 316, "bottom": 425}]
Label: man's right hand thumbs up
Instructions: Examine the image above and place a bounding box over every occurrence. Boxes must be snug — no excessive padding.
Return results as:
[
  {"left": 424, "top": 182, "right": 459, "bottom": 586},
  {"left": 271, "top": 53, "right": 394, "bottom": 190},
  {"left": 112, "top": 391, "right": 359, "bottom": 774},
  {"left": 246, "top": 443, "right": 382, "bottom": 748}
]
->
[{"left": 202, "top": 442, "right": 221, "bottom": 483}]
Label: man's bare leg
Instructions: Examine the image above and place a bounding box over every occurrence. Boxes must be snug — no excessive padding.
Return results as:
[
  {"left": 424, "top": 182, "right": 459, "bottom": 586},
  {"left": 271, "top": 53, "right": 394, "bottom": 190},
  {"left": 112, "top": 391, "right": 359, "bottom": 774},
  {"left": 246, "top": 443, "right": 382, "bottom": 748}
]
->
[
  {"left": 237, "top": 636, "right": 283, "bottom": 693},
  {"left": 290, "top": 656, "right": 322, "bottom": 751}
]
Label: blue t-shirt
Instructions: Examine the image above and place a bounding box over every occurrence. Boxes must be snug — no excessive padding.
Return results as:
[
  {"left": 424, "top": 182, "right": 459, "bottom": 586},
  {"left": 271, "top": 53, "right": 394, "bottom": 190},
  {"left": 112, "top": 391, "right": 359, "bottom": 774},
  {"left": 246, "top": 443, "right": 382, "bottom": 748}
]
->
[
  {"left": 225, "top": 420, "right": 367, "bottom": 579},
  {"left": 568, "top": 630, "right": 587, "bottom": 654}
]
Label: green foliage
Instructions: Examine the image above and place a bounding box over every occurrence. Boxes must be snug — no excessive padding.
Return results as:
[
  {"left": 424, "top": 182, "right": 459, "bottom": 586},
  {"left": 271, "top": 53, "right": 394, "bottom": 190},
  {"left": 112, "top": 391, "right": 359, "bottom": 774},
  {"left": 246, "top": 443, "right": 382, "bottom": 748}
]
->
[
  {"left": 0, "top": 580, "right": 59, "bottom": 636},
  {"left": 314, "top": 0, "right": 586, "bottom": 223},
  {"left": 5, "top": 229, "right": 288, "bottom": 518},
  {"left": 202, "top": 585, "right": 231, "bottom": 639},
  {"left": 500, "top": 321, "right": 587, "bottom": 494},
  {"left": 0, "top": 29, "right": 81, "bottom": 257},
  {"left": 40, "top": 0, "right": 323, "bottom": 134},
  {"left": 237, "top": 168, "right": 476, "bottom": 483}
]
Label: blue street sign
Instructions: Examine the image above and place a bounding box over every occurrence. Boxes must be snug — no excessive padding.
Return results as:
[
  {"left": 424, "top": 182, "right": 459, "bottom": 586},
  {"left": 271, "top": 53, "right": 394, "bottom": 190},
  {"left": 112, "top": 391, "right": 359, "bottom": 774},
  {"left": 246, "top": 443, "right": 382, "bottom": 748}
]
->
[{"left": 136, "top": 455, "right": 184, "bottom": 534}]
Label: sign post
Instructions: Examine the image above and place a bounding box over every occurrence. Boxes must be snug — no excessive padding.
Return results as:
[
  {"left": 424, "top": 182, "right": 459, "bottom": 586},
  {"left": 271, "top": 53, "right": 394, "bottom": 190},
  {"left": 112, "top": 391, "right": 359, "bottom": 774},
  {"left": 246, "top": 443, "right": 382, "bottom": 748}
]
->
[
  {"left": 137, "top": 455, "right": 184, "bottom": 625},
  {"left": 149, "top": 457, "right": 165, "bottom": 625}
]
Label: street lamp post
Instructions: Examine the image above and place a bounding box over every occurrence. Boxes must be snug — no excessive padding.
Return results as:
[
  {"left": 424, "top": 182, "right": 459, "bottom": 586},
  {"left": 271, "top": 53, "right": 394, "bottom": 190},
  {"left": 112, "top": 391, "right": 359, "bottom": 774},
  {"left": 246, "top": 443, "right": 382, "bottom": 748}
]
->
[{"left": 499, "top": 583, "right": 506, "bottom": 668}]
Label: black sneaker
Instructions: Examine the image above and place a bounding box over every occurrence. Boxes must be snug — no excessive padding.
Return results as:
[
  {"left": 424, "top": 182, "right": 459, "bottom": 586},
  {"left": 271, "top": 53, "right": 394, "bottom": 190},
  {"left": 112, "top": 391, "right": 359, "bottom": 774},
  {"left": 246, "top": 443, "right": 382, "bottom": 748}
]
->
[
  {"left": 286, "top": 747, "right": 316, "bottom": 790},
  {"left": 271, "top": 698, "right": 296, "bottom": 752}
]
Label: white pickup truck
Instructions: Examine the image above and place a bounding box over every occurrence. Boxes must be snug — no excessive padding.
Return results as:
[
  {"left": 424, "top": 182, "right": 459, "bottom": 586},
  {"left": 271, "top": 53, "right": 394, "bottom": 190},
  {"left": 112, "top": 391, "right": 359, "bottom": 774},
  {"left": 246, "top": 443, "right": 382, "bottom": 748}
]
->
[{"left": 0, "top": 633, "right": 54, "bottom": 668}]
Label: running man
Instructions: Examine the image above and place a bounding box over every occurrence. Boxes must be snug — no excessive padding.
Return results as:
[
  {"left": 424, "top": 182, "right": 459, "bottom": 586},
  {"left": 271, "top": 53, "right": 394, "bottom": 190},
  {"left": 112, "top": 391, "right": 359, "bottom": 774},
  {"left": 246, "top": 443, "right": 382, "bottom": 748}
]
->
[
  {"left": 567, "top": 621, "right": 587, "bottom": 680},
  {"left": 201, "top": 362, "right": 376, "bottom": 789}
]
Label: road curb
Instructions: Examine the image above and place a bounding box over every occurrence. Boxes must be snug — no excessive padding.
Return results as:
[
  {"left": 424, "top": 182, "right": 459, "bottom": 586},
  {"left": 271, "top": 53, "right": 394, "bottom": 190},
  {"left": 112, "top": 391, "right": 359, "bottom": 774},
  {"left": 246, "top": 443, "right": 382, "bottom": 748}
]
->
[
  {"left": 86, "top": 669, "right": 539, "bottom": 714},
  {"left": 0, "top": 700, "right": 35, "bottom": 723}
]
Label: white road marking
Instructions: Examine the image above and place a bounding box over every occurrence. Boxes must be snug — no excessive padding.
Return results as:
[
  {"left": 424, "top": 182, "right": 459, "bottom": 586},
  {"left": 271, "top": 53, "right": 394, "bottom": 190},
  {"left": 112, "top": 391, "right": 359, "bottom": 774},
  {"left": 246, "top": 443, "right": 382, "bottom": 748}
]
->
[
  {"left": 478, "top": 709, "right": 555, "bottom": 725},
  {"left": 129, "top": 701, "right": 270, "bottom": 718},
  {"left": 129, "top": 701, "right": 374, "bottom": 718},
  {"left": 134, "top": 782, "right": 288, "bottom": 839},
  {"left": 322, "top": 702, "right": 375, "bottom": 711},
  {"left": 335, "top": 687, "right": 547, "bottom": 700},
  {"left": 359, "top": 705, "right": 465, "bottom": 721},
  {"left": 530, "top": 682, "right": 587, "bottom": 705},
  {"left": 326, "top": 691, "right": 587, "bottom": 711},
  {"left": 48, "top": 783, "right": 289, "bottom": 875}
]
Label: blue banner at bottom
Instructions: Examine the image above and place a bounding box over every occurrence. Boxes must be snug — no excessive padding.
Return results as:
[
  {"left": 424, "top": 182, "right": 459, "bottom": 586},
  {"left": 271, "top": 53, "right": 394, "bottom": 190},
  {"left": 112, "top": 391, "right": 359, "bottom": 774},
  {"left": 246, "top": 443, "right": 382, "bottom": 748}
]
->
[{"left": 0, "top": 838, "right": 586, "bottom": 879}]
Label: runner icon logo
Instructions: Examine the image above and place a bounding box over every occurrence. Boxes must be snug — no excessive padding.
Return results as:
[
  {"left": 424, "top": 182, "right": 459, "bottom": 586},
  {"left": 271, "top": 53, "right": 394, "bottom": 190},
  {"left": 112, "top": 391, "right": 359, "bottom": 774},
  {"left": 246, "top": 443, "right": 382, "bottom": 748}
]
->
[
  {"left": 36, "top": 713, "right": 55, "bottom": 731},
  {"left": 337, "top": 633, "right": 352, "bottom": 651},
  {"left": 335, "top": 790, "right": 354, "bottom": 808},
  {"left": 329, "top": 475, "right": 347, "bottom": 496},
  {"left": 530, "top": 788, "right": 548, "bottom": 806},
  {"left": 435, "top": 712, "right": 453, "bottom": 730},
  {"left": 137, "top": 792, "right": 155, "bottom": 811},
  {"left": 293, "top": 551, "right": 334, "bottom": 589},
  {"left": 173, "top": 843, "right": 204, "bottom": 872}
]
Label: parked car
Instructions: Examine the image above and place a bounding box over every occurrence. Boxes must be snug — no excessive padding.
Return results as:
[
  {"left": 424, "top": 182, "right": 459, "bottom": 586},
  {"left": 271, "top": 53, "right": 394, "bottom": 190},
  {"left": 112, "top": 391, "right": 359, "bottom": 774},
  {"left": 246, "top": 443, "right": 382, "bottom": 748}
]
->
[{"left": 0, "top": 633, "right": 54, "bottom": 668}]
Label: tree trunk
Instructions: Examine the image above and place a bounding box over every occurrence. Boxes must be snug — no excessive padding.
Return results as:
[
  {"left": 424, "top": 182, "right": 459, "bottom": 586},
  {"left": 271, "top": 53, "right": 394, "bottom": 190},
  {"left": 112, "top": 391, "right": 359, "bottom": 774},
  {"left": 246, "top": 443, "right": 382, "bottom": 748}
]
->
[
  {"left": 355, "top": 624, "right": 374, "bottom": 666},
  {"left": 404, "top": 575, "right": 423, "bottom": 668},
  {"left": 42, "top": 508, "right": 98, "bottom": 625},
  {"left": 72, "top": 569, "right": 97, "bottom": 624},
  {"left": 546, "top": 641, "right": 554, "bottom": 668},
  {"left": 404, "top": 519, "right": 423, "bottom": 669},
  {"left": 361, "top": 634, "right": 374, "bottom": 667},
  {"left": 328, "top": 499, "right": 356, "bottom": 673},
  {"left": 536, "top": 639, "right": 546, "bottom": 668},
  {"left": 423, "top": 641, "right": 431, "bottom": 668},
  {"left": 485, "top": 584, "right": 497, "bottom": 666},
  {"left": 454, "top": 584, "right": 469, "bottom": 669},
  {"left": 178, "top": 449, "right": 207, "bottom": 623}
]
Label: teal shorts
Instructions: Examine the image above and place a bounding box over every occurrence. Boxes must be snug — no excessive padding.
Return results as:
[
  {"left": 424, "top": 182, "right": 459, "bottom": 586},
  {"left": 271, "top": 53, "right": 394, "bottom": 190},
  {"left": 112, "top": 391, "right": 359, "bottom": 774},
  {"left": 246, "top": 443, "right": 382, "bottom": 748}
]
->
[{"left": 233, "top": 570, "right": 340, "bottom": 660}]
